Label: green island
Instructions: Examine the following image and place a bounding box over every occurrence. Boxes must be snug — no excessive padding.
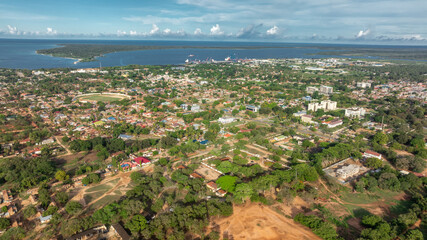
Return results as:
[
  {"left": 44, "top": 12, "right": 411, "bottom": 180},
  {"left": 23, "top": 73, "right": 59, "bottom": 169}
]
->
[{"left": 36, "top": 44, "right": 289, "bottom": 62}]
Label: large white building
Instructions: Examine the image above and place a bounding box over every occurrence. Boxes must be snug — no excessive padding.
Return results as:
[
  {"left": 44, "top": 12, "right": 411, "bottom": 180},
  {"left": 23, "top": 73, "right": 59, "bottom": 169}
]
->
[
  {"left": 308, "top": 100, "right": 337, "bottom": 112},
  {"left": 191, "top": 104, "right": 201, "bottom": 112},
  {"left": 320, "top": 85, "right": 333, "bottom": 94},
  {"left": 357, "top": 82, "right": 372, "bottom": 88},
  {"left": 218, "top": 117, "right": 235, "bottom": 124},
  {"left": 336, "top": 164, "right": 360, "bottom": 179},
  {"left": 345, "top": 107, "right": 366, "bottom": 118}
]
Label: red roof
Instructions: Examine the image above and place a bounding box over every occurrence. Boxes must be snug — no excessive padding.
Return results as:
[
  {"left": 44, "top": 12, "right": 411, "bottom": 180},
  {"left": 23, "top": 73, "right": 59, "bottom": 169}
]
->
[
  {"left": 240, "top": 129, "right": 252, "bottom": 133},
  {"left": 206, "top": 181, "right": 218, "bottom": 189},
  {"left": 364, "top": 150, "right": 381, "bottom": 157},
  {"left": 134, "top": 157, "right": 151, "bottom": 165}
]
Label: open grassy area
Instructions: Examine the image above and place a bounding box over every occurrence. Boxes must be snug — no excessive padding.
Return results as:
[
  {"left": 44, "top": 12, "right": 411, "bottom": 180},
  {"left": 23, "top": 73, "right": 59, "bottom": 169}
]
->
[
  {"left": 78, "top": 94, "right": 124, "bottom": 102},
  {"left": 85, "top": 184, "right": 113, "bottom": 193},
  {"left": 84, "top": 191, "right": 106, "bottom": 204},
  {"left": 89, "top": 195, "right": 121, "bottom": 210},
  {"left": 340, "top": 189, "right": 402, "bottom": 205}
]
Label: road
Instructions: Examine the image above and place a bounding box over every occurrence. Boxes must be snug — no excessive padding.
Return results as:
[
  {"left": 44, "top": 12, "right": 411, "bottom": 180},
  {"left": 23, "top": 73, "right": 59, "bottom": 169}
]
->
[{"left": 54, "top": 135, "right": 73, "bottom": 156}]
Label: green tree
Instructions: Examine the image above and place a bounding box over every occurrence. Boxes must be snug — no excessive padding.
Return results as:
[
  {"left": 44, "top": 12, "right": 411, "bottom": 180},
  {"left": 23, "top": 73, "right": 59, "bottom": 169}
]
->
[
  {"left": 373, "top": 131, "right": 388, "bottom": 145},
  {"left": 23, "top": 205, "right": 37, "bottom": 219},
  {"left": 54, "top": 192, "right": 69, "bottom": 206},
  {"left": 302, "top": 139, "right": 315, "bottom": 149},
  {"left": 365, "top": 158, "right": 383, "bottom": 169},
  {"left": 404, "top": 229, "right": 423, "bottom": 240},
  {"left": 216, "top": 175, "right": 238, "bottom": 193},
  {"left": 0, "top": 218, "right": 10, "bottom": 230},
  {"left": 65, "top": 201, "right": 82, "bottom": 215},
  {"left": 125, "top": 215, "right": 147, "bottom": 234},
  {"left": 55, "top": 170, "right": 69, "bottom": 181},
  {"left": 378, "top": 172, "right": 401, "bottom": 191},
  {"left": 234, "top": 183, "right": 253, "bottom": 201}
]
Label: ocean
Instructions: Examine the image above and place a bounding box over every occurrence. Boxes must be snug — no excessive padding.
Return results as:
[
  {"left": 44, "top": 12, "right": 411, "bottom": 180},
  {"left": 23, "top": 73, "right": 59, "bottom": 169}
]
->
[{"left": 0, "top": 39, "right": 425, "bottom": 69}]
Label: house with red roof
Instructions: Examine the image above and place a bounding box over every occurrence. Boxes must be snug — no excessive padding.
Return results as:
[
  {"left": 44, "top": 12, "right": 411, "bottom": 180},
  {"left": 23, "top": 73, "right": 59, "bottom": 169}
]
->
[
  {"left": 206, "top": 181, "right": 219, "bottom": 192},
  {"left": 133, "top": 157, "right": 151, "bottom": 166},
  {"left": 363, "top": 150, "right": 382, "bottom": 160}
]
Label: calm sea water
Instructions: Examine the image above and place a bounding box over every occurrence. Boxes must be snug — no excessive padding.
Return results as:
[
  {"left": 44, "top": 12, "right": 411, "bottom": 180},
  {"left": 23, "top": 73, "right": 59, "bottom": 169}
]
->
[{"left": 0, "top": 39, "right": 425, "bottom": 69}]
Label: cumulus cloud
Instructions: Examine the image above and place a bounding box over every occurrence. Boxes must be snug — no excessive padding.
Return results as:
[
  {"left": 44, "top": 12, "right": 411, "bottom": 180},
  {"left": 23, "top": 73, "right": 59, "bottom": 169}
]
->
[
  {"left": 210, "top": 24, "right": 224, "bottom": 35},
  {"left": 163, "top": 28, "right": 171, "bottom": 34},
  {"left": 149, "top": 24, "right": 160, "bottom": 35},
  {"left": 117, "top": 30, "right": 126, "bottom": 36},
  {"left": 46, "top": 27, "right": 57, "bottom": 35},
  {"left": 356, "top": 29, "right": 371, "bottom": 38},
  {"left": 194, "top": 28, "right": 202, "bottom": 35},
  {"left": 236, "top": 24, "right": 263, "bottom": 38},
  {"left": 266, "top": 25, "right": 279, "bottom": 35},
  {"left": 7, "top": 25, "right": 19, "bottom": 35},
  {"left": 129, "top": 30, "right": 137, "bottom": 36}
]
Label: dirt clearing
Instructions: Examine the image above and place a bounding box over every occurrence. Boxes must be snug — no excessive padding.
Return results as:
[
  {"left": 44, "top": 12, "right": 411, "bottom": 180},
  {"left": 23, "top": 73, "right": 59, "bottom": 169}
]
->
[{"left": 210, "top": 202, "right": 320, "bottom": 240}]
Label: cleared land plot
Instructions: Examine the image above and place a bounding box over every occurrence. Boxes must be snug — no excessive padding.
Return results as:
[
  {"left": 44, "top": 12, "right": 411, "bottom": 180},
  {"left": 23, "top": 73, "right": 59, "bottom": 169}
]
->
[
  {"left": 210, "top": 203, "right": 321, "bottom": 240},
  {"left": 59, "top": 152, "right": 99, "bottom": 173},
  {"left": 195, "top": 164, "right": 222, "bottom": 181}
]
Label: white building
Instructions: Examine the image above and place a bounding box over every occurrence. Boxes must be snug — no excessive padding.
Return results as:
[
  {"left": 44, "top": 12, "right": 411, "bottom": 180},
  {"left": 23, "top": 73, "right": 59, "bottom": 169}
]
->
[
  {"left": 180, "top": 104, "right": 188, "bottom": 110},
  {"left": 246, "top": 105, "right": 259, "bottom": 112},
  {"left": 357, "top": 82, "right": 372, "bottom": 88},
  {"left": 218, "top": 117, "right": 235, "bottom": 124},
  {"left": 324, "top": 119, "right": 343, "bottom": 128},
  {"left": 308, "top": 100, "right": 337, "bottom": 112},
  {"left": 191, "top": 104, "right": 201, "bottom": 112},
  {"left": 301, "top": 114, "right": 314, "bottom": 124},
  {"left": 345, "top": 108, "right": 366, "bottom": 118},
  {"left": 320, "top": 85, "right": 333, "bottom": 94},
  {"left": 306, "top": 86, "right": 319, "bottom": 94},
  {"left": 336, "top": 164, "right": 360, "bottom": 179}
]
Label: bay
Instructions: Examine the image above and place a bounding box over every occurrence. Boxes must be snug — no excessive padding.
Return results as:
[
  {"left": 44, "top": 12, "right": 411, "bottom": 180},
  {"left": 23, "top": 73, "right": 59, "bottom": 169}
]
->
[{"left": 0, "top": 38, "right": 425, "bottom": 69}]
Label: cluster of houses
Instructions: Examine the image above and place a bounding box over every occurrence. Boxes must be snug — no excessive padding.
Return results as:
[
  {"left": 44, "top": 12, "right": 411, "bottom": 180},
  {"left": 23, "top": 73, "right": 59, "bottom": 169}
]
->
[{"left": 119, "top": 156, "right": 152, "bottom": 171}]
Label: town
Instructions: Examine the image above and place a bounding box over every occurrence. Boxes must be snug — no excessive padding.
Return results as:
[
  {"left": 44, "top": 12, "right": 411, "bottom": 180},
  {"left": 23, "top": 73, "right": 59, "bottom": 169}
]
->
[{"left": 0, "top": 57, "right": 425, "bottom": 240}]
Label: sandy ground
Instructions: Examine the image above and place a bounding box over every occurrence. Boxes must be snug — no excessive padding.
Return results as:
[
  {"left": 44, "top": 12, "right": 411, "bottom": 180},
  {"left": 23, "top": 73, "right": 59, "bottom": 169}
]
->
[{"left": 209, "top": 201, "right": 320, "bottom": 240}]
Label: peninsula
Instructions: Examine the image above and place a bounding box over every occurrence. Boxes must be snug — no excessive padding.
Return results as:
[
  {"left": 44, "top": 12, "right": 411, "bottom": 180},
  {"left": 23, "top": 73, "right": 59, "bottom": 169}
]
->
[{"left": 36, "top": 44, "right": 288, "bottom": 62}]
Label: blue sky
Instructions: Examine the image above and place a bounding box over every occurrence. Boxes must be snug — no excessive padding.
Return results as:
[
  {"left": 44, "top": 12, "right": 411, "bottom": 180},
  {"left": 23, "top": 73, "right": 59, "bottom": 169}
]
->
[{"left": 1, "top": 0, "right": 426, "bottom": 43}]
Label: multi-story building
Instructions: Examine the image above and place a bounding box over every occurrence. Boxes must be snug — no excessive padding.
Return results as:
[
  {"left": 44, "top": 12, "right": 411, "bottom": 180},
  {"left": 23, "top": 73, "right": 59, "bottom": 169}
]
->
[
  {"left": 246, "top": 105, "right": 259, "bottom": 112},
  {"left": 320, "top": 85, "right": 333, "bottom": 94},
  {"left": 308, "top": 100, "right": 337, "bottom": 112},
  {"left": 345, "top": 107, "right": 366, "bottom": 118},
  {"left": 357, "top": 82, "right": 372, "bottom": 88},
  {"left": 306, "top": 86, "right": 319, "bottom": 94}
]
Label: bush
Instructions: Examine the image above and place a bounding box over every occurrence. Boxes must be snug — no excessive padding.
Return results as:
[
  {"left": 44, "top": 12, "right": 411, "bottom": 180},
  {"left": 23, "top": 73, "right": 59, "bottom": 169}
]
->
[
  {"left": 294, "top": 213, "right": 339, "bottom": 240},
  {"left": 23, "top": 205, "right": 37, "bottom": 219},
  {"left": 65, "top": 201, "right": 82, "bottom": 215}
]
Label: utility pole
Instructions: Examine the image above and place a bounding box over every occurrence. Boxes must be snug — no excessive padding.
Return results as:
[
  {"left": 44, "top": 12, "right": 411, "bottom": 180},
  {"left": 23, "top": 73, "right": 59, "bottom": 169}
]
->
[{"left": 381, "top": 115, "right": 384, "bottom": 131}]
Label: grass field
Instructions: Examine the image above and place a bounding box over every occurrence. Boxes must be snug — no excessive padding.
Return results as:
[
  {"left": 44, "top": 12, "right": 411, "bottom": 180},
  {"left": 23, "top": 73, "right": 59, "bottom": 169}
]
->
[
  {"left": 89, "top": 195, "right": 121, "bottom": 210},
  {"left": 79, "top": 95, "right": 122, "bottom": 102},
  {"left": 76, "top": 93, "right": 130, "bottom": 103},
  {"left": 85, "top": 184, "right": 113, "bottom": 193}
]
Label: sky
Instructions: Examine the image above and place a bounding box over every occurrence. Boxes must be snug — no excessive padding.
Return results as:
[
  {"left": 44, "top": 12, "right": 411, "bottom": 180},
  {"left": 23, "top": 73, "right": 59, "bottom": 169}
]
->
[{"left": 0, "top": 0, "right": 427, "bottom": 44}]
